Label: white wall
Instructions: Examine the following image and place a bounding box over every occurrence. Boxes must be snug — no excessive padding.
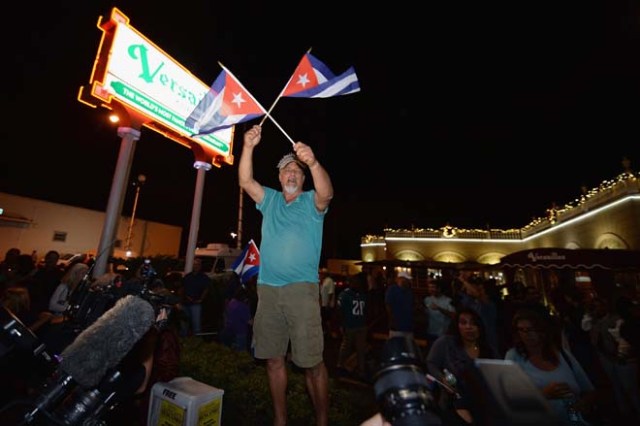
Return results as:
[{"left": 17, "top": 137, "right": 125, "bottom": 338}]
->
[{"left": 0, "top": 192, "right": 182, "bottom": 260}]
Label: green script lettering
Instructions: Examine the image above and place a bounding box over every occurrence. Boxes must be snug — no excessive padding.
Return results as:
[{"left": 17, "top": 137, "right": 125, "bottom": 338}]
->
[{"left": 129, "top": 43, "right": 200, "bottom": 107}]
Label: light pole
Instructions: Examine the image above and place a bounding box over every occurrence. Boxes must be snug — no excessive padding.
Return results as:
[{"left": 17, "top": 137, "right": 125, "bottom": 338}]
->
[{"left": 125, "top": 174, "right": 146, "bottom": 257}]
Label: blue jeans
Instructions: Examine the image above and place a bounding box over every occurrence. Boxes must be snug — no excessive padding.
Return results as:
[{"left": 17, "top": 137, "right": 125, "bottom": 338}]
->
[{"left": 184, "top": 303, "right": 203, "bottom": 335}]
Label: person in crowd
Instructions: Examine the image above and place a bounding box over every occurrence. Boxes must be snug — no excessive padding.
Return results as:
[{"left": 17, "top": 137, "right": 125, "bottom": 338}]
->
[
  {"left": 48, "top": 262, "right": 89, "bottom": 318},
  {"left": 335, "top": 271, "right": 369, "bottom": 381},
  {"left": 4, "top": 254, "right": 41, "bottom": 322},
  {"left": 101, "top": 301, "right": 181, "bottom": 426},
  {"left": 134, "top": 296, "right": 181, "bottom": 425},
  {"left": 2, "top": 286, "right": 50, "bottom": 331},
  {"left": 385, "top": 270, "right": 414, "bottom": 339},
  {"left": 238, "top": 124, "right": 333, "bottom": 426},
  {"left": 27, "top": 250, "right": 64, "bottom": 315},
  {"left": 427, "top": 307, "right": 499, "bottom": 425},
  {"left": 222, "top": 270, "right": 242, "bottom": 304},
  {"left": 457, "top": 271, "right": 500, "bottom": 356},
  {"left": 0, "top": 248, "right": 21, "bottom": 293},
  {"left": 319, "top": 267, "right": 336, "bottom": 335},
  {"left": 552, "top": 286, "right": 604, "bottom": 388},
  {"left": 0, "top": 287, "right": 52, "bottom": 409},
  {"left": 6, "top": 254, "right": 37, "bottom": 288},
  {"left": 365, "top": 269, "right": 386, "bottom": 332},
  {"left": 582, "top": 296, "right": 640, "bottom": 422},
  {"left": 616, "top": 294, "right": 640, "bottom": 364},
  {"left": 181, "top": 257, "right": 210, "bottom": 336},
  {"left": 220, "top": 286, "right": 253, "bottom": 352},
  {"left": 507, "top": 308, "right": 597, "bottom": 425},
  {"left": 423, "top": 278, "right": 456, "bottom": 349},
  {"left": 244, "top": 274, "right": 259, "bottom": 355}
]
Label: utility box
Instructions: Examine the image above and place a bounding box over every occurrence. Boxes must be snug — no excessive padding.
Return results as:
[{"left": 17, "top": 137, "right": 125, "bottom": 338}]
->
[{"left": 148, "top": 376, "right": 224, "bottom": 426}]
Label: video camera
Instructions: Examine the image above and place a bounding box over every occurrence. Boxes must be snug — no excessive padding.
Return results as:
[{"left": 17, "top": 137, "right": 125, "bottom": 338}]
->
[
  {"left": 1, "top": 295, "right": 157, "bottom": 426},
  {"left": 64, "top": 259, "right": 179, "bottom": 332},
  {"left": 372, "top": 337, "right": 561, "bottom": 426}
]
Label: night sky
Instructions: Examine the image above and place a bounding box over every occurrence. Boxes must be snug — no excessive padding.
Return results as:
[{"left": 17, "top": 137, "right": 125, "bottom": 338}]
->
[{"left": 3, "top": 1, "right": 640, "bottom": 261}]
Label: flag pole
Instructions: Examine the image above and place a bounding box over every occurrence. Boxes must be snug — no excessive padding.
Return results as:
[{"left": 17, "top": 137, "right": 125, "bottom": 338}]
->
[
  {"left": 258, "top": 47, "right": 312, "bottom": 127},
  {"left": 218, "top": 62, "right": 296, "bottom": 146}
]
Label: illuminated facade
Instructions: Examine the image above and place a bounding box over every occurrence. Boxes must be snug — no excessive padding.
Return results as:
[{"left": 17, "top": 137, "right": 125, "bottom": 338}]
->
[{"left": 360, "top": 168, "right": 639, "bottom": 266}]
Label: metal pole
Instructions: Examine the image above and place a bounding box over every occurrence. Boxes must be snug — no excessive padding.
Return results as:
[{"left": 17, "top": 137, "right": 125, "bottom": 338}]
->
[
  {"left": 93, "top": 127, "right": 140, "bottom": 278},
  {"left": 125, "top": 184, "right": 141, "bottom": 253},
  {"left": 184, "top": 161, "right": 212, "bottom": 274},
  {"left": 124, "top": 174, "right": 146, "bottom": 255}
]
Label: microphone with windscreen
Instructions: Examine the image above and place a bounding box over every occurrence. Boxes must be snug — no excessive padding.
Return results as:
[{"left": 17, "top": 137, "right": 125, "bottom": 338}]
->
[{"left": 23, "top": 295, "right": 155, "bottom": 424}]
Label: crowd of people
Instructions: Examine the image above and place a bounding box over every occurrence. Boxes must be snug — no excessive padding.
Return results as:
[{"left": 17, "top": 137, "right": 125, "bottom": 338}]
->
[
  {"left": 2, "top": 124, "right": 638, "bottom": 426},
  {"left": 345, "top": 266, "right": 640, "bottom": 426}
]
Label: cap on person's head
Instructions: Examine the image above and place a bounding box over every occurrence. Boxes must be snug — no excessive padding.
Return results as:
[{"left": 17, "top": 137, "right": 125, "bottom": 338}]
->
[
  {"left": 397, "top": 270, "right": 412, "bottom": 280},
  {"left": 277, "top": 153, "right": 307, "bottom": 170}
]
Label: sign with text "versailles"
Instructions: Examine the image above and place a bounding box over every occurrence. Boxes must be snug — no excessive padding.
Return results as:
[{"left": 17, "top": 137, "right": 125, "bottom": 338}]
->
[{"left": 78, "top": 7, "right": 234, "bottom": 165}]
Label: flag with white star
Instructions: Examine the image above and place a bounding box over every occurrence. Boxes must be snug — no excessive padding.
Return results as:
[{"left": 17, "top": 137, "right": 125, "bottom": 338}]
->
[
  {"left": 186, "top": 68, "right": 265, "bottom": 137},
  {"left": 231, "top": 239, "right": 260, "bottom": 284},
  {"left": 282, "top": 52, "right": 360, "bottom": 98}
]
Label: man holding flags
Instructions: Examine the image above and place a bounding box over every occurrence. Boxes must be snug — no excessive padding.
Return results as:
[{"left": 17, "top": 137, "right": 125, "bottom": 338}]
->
[
  {"left": 239, "top": 124, "right": 334, "bottom": 426},
  {"left": 189, "top": 50, "right": 357, "bottom": 425}
]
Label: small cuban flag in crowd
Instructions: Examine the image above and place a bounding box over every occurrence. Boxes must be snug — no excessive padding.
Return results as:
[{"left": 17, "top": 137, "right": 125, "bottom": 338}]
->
[
  {"left": 282, "top": 52, "right": 360, "bottom": 98},
  {"left": 231, "top": 239, "right": 260, "bottom": 284}
]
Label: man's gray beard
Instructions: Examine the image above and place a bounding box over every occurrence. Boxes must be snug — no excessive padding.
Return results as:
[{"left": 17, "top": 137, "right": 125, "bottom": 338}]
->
[{"left": 284, "top": 184, "right": 298, "bottom": 195}]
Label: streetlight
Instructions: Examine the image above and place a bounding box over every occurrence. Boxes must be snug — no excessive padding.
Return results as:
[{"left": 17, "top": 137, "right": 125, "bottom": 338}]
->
[{"left": 125, "top": 174, "right": 146, "bottom": 257}]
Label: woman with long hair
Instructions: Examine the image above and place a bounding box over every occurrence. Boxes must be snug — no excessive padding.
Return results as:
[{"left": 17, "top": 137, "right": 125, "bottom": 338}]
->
[
  {"left": 506, "top": 308, "right": 597, "bottom": 425},
  {"left": 427, "top": 307, "right": 499, "bottom": 425}
]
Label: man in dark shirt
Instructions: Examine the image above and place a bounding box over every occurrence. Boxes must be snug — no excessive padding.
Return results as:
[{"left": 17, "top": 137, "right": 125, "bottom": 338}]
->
[
  {"left": 385, "top": 270, "right": 415, "bottom": 339},
  {"left": 336, "top": 272, "right": 369, "bottom": 380},
  {"left": 182, "top": 258, "right": 210, "bottom": 336}
]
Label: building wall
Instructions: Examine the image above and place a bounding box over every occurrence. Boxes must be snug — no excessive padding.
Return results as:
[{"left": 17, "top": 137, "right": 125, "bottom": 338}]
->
[{"left": 0, "top": 192, "right": 182, "bottom": 259}]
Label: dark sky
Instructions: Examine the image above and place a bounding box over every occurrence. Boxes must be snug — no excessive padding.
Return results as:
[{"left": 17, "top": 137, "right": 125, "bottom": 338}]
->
[{"left": 3, "top": 1, "right": 640, "bottom": 261}]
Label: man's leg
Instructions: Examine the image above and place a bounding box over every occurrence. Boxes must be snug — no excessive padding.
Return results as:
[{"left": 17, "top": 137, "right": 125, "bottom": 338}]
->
[
  {"left": 267, "top": 356, "right": 288, "bottom": 426},
  {"left": 305, "top": 361, "right": 329, "bottom": 426},
  {"left": 337, "top": 330, "right": 354, "bottom": 372}
]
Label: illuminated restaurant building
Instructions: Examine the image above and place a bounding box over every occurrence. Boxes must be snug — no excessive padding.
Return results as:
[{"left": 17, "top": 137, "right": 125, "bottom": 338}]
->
[{"left": 359, "top": 162, "right": 640, "bottom": 295}]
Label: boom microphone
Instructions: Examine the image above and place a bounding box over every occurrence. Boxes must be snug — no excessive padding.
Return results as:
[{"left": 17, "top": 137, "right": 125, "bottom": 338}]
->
[
  {"left": 22, "top": 295, "right": 155, "bottom": 423},
  {"left": 60, "top": 295, "right": 156, "bottom": 388}
]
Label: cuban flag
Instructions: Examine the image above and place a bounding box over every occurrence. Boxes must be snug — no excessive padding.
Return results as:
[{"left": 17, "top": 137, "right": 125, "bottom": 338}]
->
[
  {"left": 231, "top": 239, "right": 260, "bottom": 284},
  {"left": 282, "top": 52, "right": 360, "bottom": 98},
  {"left": 186, "top": 67, "right": 265, "bottom": 137}
]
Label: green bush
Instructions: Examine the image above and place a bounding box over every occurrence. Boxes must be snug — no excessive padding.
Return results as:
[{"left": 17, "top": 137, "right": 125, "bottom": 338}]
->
[{"left": 179, "top": 337, "right": 375, "bottom": 425}]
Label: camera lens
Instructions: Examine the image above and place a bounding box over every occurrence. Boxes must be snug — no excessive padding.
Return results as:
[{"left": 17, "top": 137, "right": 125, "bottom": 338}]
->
[{"left": 373, "top": 336, "right": 441, "bottom": 426}]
